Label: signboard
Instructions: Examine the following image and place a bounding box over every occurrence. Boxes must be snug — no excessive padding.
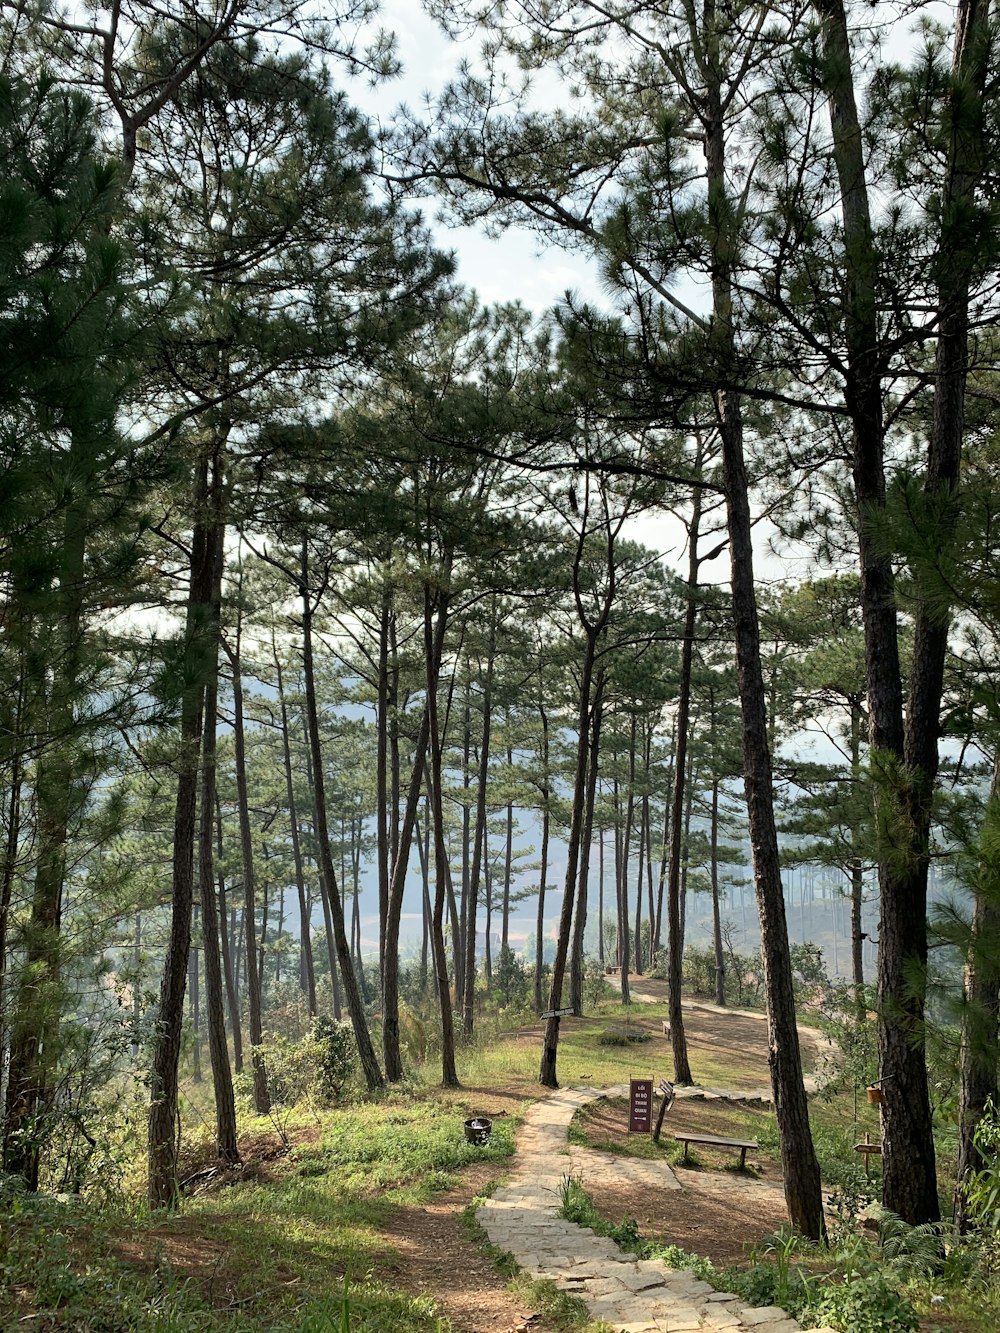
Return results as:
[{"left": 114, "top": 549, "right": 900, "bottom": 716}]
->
[{"left": 629, "top": 1077, "right": 653, "bottom": 1134}]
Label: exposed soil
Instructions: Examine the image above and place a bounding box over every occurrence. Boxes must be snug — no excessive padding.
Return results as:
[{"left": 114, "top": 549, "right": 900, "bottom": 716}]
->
[
  {"left": 377, "top": 1161, "right": 544, "bottom": 1333},
  {"left": 572, "top": 1094, "right": 790, "bottom": 1268},
  {"left": 102, "top": 995, "right": 809, "bottom": 1333},
  {"left": 378, "top": 993, "right": 800, "bottom": 1330}
]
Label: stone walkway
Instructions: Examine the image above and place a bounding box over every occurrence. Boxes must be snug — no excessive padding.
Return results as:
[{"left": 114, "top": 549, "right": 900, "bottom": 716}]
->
[{"left": 477, "top": 1085, "right": 835, "bottom": 1333}]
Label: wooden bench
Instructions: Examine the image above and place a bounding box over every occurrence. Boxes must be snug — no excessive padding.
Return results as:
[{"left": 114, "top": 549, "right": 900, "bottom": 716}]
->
[
  {"left": 652, "top": 1079, "right": 675, "bottom": 1143},
  {"left": 673, "top": 1132, "right": 758, "bottom": 1169}
]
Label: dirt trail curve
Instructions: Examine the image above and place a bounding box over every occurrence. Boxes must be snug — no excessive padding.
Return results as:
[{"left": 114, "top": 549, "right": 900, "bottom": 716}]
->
[{"left": 477, "top": 1085, "right": 836, "bottom": 1333}]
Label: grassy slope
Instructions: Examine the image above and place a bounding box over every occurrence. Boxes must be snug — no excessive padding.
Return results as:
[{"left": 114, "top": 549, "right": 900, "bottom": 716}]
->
[{"left": 3, "top": 992, "right": 992, "bottom": 1332}]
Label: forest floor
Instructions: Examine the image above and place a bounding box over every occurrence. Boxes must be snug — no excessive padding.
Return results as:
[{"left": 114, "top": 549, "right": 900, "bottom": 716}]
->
[{"left": 368, "top": 979, "right": 817, "bottom": 1333}]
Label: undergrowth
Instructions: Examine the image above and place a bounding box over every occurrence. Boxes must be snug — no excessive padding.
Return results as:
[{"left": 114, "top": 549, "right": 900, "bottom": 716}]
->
[
  {"left": 0, "top": 1099, "right": 516, "bottom": 1331},
  {"left": 558, "top": 1174, "right": 925, "bottom": 1333}
]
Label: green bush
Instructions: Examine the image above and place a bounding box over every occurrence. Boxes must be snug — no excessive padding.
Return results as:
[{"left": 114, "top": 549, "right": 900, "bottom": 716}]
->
[
  {"left": 810, "top": 1274, "right": 919, "bottom": 1333},
  {"left": 312, "top": 1017, "right": 355, "bottom": 1104}
]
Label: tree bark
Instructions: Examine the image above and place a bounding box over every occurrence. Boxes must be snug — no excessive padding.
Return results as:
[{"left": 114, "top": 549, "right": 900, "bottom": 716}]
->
[
  {"left": 813, "top": 0, "right": 939, "bottom": 1225},
  {"left": 534, "top": 704, "right": 551, "bottom": 1013},
  {"left": 226, "top": 610, "right": 270, "bottom": 1115},
  {"left": 299, "top": 547, "right": 383, "bottom": 1091},
  {"left": 541, "top": 620, "right": 601, "bottom": 1087},
  {"left": 383, "top": 705, "right": 431, "bottom": 1079},
  {"left": 570, "top": 679, "right": 604, "bottom": 1014},
  {"left": 215, "top": 792, "right": 243, "bottom": 1072},
  {"left": 706, "top": 0, "right": 824, "bottom": 1236},
  {"left": 463, "top": 619, "right": 496, "bottom": 1036},
  {"left": 273, "top": 641, "right": 316, "bottom": 1015},
  {"left": 424, "top": 579, "right": 459, "bottom": 1087},
  {"left": 148, "top": 448, "right": 215, "bottom": 1209},
  {"left": 198, "top": 543, "right": 239, "bottom": 1162}
]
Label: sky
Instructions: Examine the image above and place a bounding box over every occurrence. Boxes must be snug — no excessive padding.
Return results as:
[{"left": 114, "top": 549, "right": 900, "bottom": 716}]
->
[{"left": 354, "top": 2, "right": 609, "bottom": 313}]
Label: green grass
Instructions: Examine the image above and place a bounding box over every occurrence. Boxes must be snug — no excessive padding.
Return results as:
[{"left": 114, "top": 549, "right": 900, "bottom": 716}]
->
[{"left": 0, "top": 1095, "right": 517, "bottom": 1332}]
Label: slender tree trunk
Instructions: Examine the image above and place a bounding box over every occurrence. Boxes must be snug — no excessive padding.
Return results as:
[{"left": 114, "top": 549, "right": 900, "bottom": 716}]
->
[
  {"left": 484, "top": 858, "right": 493, "bottom": 985},
  {"left": 148, "top": 448, "right": 216, "bottom": 1209},
  {"left": 215, "top": 793, "right": 243, "bottom": 1072},
  {"left": 541, "top": 626, "right": 600, "bottom": 1087},
  {"left": 463, "top": 623, "right": 496, "bottom": 1036},
  {"left": 424, "top": 580, "right": 459, "bottom": 1087},
  {"left": 300, "top": 549, "right": 383, "bottom": 1091},
  {"left": 189, "top": 926, "right": 202, "bottom": 1084},
  {"left": 633, "top": 716, "right": 645, "bottom": 977},
  {"left": 273, "top": 642, "right": 316, "bottom": 1015},
  {"left": 703, "top": 2, "right": 824, "bottom": 1235},
  {"left": 303, "top": 723, "right": 341, "bottom": 1021},
  {"left": 653, "top": 727, "right": 676, "bottom": 959},
  {"left": 226, "top": 614, "right": 270, "bottom": 1116},
  {"left": 710, "top": 776, "right": 726, "bottom": 1007},
  {"left": 614, "top": 779, "right": 632, "bottom": 1005},
  {"left": 376, "top": 587, "right": 391, "bottom": 985},
  {"left": 643, "top": 724, "right": 656, "bottom": 972},
  {"left": 383, "top": 706, "right": 431, "bottom": 1080},
  {"left": 502, "top": 749, "right": 514, "bottom": 952},
  {"left": 458, "top": 686, "right": 472, "bottom": 1004},
  {"left": 571, "top": 681, "right": 603, "bottom": 1014},
  {"left": 417, "top": 809, "right": 432, "bottom": 993},
  {"left": 598, "top": 829, "right": 605, "bottom": 967},
  {"left": 534, "top": 705, "right": 551, "bottom": 1012},
  {"left": 667, "top": 479, "right": 702, "bottom": 1081},
  {"left": 198, "top": 579, "right": 239, "bottom": 1163}
]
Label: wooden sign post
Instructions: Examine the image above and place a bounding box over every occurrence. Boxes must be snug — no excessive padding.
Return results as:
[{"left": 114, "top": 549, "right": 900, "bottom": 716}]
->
[{"left": 629, "top": 1077, "right": 653, "bottom": 1134}]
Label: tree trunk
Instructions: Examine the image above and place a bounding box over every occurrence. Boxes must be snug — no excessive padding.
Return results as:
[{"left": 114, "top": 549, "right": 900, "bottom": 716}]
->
[
  {"left": 615, "top": 776, "right": 633, "bottom": 1006},
  {"left": 667, "top": 479, "right": 702, "bottom": 1082},
  {"left": 226, "top": 611, "right": 270, "bottom": 1115},
  {"left": 502, "top": 748, "right": 514, "bottom": 952},
  {"left": 534, "top": 704, "right": 551, "bottom": 1013},
  {"left": 4, "top": 467, "right": 89, "bottom": 1186},
  {"left": 814, "top": 0, "right": 941, "bottom": 1226},
  {"left": 383, "top": 705, "right": 431, "bottom": 1080},
  {"left": 215, "top": 792, "right": 243, "bottom": 1072},
  {"left": 541, "top": 625, "right": 600, "bottom": 1088},
  {"left": 303, "top": 720, "right": 341, "bottom": 1020},
  {"left": 570, "top": 681, "right": 604, "bottom": 1014},
  {"left": 710, "top": 776, "right": 726, "bottom": 1007},
  {"left": 300, "top": 548, "right": 383, "bottom": 1091},
  {"left": 376, "top": 587, "right": 391, "bottom": 985},
  {"left": 463, "top": 621, "right": 496, "bottom": 1036},
  {"left": 633, "top": 716, "right": 645, "bottom": 977},
  {"left": 198, "top": 567, "right": 239, "bottom": 1163},
  {"left": 273, "top": 641, "right": 316, "bottom": 1015},
  {"left": 148, "top": 449, "right": 216, "bottom": 1209},
  {"left": 424, "top": 580, "right": 459, "bottom": 1087}
]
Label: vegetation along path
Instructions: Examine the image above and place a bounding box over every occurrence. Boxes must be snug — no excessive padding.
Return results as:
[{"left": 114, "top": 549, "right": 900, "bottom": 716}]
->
[{"left": 478, "top": 1085, "right": 836, "bottom": 1333}]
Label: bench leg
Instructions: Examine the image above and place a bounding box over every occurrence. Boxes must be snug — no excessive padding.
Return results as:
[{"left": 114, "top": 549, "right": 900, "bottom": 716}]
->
[{"left": 739, "top": 1147, "right": 747, "bottom": 1169}]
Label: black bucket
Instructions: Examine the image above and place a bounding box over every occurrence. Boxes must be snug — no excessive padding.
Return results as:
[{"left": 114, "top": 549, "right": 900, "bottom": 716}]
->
[{"left": 464, "top": 1116, "right": 492, "bottom": 1145}]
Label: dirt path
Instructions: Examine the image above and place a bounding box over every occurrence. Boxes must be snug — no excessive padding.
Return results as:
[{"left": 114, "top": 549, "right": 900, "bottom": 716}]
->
[{"left": 382, "top": 993, "right": 820, "bottom": 1331}]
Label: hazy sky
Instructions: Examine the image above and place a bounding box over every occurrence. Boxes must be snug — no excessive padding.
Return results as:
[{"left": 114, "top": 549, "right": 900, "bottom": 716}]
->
[{"left": 353, "top": 2, "right": 608, "bottom": 313}]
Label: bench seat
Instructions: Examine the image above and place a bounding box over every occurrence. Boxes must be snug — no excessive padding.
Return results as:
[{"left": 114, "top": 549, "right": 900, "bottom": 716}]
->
[{"left": 673, "top": 1132, "right": 758, "bottom": 1168}]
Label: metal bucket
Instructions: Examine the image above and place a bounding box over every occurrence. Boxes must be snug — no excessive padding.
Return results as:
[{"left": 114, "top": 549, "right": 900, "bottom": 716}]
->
[{"left": 464, "top": 1116, "right": 492, "bottom": 1145}]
